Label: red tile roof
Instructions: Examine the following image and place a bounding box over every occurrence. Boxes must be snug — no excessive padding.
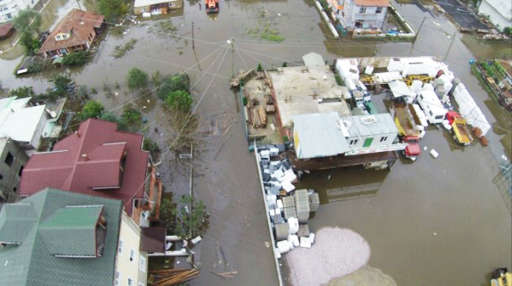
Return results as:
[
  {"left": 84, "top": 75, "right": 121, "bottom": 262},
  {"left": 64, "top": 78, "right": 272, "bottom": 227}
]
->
[
  {"left": 20, "top": 119, "right": 149, "bottom": 215},
  {"left": 39, "top": 9, "right": 104, "bottom": 54},
  {"left": 354, "top": 0, "right": 389, "bottom": 6}
]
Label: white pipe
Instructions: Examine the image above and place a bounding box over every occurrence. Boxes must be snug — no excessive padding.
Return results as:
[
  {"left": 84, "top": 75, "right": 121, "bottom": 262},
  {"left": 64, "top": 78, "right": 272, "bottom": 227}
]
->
[
  {"left": 147, "top": 248, "right": 188, "bottom": 257},
  {"left": 165, "top": 235, "right": 181, "bottom": 241}
]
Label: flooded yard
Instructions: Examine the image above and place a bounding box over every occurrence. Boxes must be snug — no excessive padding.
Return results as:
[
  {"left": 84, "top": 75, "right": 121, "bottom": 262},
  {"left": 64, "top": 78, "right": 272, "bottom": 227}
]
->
[{"left": 0, "top": 0, "right": 510, "bottom": 285}]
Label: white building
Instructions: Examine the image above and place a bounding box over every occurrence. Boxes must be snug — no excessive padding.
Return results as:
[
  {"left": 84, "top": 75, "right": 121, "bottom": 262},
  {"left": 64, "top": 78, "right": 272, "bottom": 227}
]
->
[
  {"left": 478, "top": 0, "right": 511, "bottom": 31},
  {"left": 292, "top": 112, "right": 406, "bottom": 159},
  {"left": 0, "top": 96, "right": 49, "bottom": 150},
  {"left": 328, "top": 0, "right": 389, "bottom": 30},
  {"left": 115, "top": 212, "right": 149, "bottom": 286},
  {"left": 0, "top": 0, "right": 39, "bottom": 23}
]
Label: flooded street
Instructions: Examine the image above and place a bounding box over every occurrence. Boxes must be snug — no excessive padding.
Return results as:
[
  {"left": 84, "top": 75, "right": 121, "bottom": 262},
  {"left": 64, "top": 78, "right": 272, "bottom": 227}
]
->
[{"left": 1, "top": 0, "right": 511, "bottom": 285}]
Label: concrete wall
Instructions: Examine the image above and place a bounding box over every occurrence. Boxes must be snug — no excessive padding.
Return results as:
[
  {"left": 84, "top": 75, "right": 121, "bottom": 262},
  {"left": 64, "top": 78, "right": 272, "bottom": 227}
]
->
[
  {"left": 115, "top": 212, "right": 148, "bottom": 286},
  {"left": 0, "top": 139, "right": 28, "bottom": 202},
  {"left": 478, "top": 0, "right": 512, "bottom": 31},
  {"left": 29, "top": 111, "right": 48, "bottom": 150},
  {"left": 0, "top": 0, "right": 39, "bottom": 23}
]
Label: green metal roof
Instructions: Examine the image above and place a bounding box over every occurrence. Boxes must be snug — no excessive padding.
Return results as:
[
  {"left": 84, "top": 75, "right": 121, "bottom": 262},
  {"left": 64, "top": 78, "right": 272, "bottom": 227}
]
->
[
  {"left": 0, "top": 188, "right": 123, "bottom": 286},
  {"left": 39, "top": 205, "right": 103, "bottom": 257}
]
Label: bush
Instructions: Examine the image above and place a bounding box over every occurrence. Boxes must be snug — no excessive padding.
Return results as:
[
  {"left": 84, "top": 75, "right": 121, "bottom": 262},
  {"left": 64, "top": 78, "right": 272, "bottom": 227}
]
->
[
  {"left": 62, "top": 51, "right": 89, "bottom": 66},
  {"left": 121, "top": 106, "right": 142, "bottom": 128},
  {"left": 143, "top": 138, "right": 160, "bottom": 158},
  {"left": 50, "top": 74, "right": 72, "bottom": 97},
  {"left": 157, "top": 73, "right": 190, "bottom": 100},
  {"left": 335, "top": 74, "right": 344, "bottom": 86},
  {"left": 81, "top": 100, "right": 104, "bottom": 120},
  {"left": 257, "top": 63, "right": 263, "bottom": 72},
  {"left": 504, "top": 27, "right": 512, "bottom": 37},
  {"left": 165, "top": 90, "right": 193, "bottom": 112},
  {"left": 9, "top": 86, "right": 35, "bottom": 98},
  {"left": 127, "top": 68, "right": 148, "bottom": 90},
  {"left": 99, "top": 112, "right": 128, "bottom": 131}
]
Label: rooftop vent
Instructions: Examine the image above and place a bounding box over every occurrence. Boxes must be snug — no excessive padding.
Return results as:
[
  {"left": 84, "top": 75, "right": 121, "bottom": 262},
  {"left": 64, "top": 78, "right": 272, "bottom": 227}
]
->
[{"left": 360, "top": 115, "right": 377, "bottom": 125}]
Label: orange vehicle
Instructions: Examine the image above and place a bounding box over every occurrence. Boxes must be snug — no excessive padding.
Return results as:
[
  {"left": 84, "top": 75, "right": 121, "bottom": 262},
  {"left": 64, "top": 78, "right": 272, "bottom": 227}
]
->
[{"left": 205, "top": 0, "right": 219, "bottom": 14}]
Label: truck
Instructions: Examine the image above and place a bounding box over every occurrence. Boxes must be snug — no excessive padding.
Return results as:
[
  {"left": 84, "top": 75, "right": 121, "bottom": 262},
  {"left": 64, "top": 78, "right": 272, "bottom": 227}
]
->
[
  {"left": 392, "top": 104, "right": 422, "bottom": 161},
  {"left": 205, "top": 0, "right": 219, "bottom": 13},
  {"left": 393, "top": 104, "right": 422, "bottom": 138},
  {"left": 402, "top": 136, "right": 421, "bottom": 161},
  {"left": 417, "top": 85, "right": 447, "bottom": 125},
  {"left": 446, "top": 111, "right": 473, "bottom": 145}
]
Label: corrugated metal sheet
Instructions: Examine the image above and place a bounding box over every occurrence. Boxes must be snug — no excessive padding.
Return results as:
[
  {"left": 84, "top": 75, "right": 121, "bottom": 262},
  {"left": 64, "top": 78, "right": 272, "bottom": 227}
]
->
[{"left": 293, "top": 113, "right": 349, "bottom": 159}]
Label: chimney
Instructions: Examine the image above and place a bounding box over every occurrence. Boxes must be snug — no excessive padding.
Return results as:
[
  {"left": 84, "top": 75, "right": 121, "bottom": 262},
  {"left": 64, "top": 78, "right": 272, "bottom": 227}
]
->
[{"left": 81, "top": 153, "right": 89, "bottom": 161}]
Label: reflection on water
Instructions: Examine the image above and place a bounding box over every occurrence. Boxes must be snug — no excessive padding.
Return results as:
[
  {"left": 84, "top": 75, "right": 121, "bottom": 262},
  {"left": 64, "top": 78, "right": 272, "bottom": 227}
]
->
[{"left": 296, "top": 166, "right": 388, "bottom": 204}]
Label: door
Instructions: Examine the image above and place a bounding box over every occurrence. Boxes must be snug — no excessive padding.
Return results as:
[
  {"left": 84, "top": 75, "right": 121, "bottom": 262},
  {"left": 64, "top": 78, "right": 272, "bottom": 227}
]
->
[{"left": 363, "top": 137, "right": 373, "bottom": 147}]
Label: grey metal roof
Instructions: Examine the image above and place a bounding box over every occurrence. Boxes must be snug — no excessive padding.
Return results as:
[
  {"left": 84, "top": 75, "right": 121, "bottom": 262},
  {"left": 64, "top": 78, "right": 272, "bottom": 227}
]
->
[
  {"left": 292, "top": 112, "right": 349, "bottom": 159},
  {"left": 345, "top": 113, "right": 398, "bottom": 137}
]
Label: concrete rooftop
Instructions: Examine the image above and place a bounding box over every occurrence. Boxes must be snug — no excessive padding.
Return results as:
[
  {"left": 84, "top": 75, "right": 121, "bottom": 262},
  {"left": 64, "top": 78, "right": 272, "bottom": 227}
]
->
[{"left": 268, "top": 66, "right": 351, "bottom": 127}]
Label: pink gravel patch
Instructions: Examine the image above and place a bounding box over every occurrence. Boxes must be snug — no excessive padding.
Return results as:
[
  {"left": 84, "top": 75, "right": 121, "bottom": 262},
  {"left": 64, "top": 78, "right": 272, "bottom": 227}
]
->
[{"left": 286, "top": 227, "right": 370, "bottom": 286}]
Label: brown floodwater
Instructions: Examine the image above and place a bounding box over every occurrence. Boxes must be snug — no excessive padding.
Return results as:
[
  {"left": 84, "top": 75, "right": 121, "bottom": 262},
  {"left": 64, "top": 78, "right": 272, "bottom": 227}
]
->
[{"left": 0, "top": 0, "right": 510, "bottom": 285}]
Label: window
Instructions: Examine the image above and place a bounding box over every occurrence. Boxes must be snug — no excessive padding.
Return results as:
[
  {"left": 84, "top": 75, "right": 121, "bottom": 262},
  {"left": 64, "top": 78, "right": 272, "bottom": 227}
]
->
[
  {"left": 349, "top": 139, "right": 359, "bottom": 145},
  {"left": 114, "top": 271, "right": 120, "bottom": 286},
  {"left": 359, "top": 7, "right": 366, "bottom": 13},
  {"left": 363, "top": 138, "right": 373, "bottom": 147},
  {"left": 138, "top": 282, "right": 145, "bottom": 286},
  {"left": 376, "top": 7, "right": 382, "bottom": 13},
  {"left": 129, "top": 249, "right": 134, "bottom": 262},
  {"left": 118, "top": 240, "right": 123, "bottom": 254},
  {"left": 18, "top": 166, "right": 23, "bottom": 177},
  {"left": 380, "top": 136, "right": 388, "bottom": 142},
  {"left": 128, "top": 278, "right": 133, "bottom": 286},
  {"left": 0, "top": 174, "right": 2, "bottom": 180},
  {"left": 4, "top": 152, "right": 13, "bottom": 167},
  {"left": 139, "top": 255, "right": 147, "bottom": 273}
]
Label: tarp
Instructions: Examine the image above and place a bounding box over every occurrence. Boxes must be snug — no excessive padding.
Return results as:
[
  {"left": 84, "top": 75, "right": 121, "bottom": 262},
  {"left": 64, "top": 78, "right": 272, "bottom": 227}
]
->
[{"left": 452, "top": 83, "right": 491, "bottom": 136}]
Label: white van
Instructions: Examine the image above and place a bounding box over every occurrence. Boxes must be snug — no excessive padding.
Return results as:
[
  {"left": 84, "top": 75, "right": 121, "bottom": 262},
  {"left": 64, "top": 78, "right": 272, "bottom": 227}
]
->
[{"left": 417, "top": 86, "right": 447, "bottom": 125}]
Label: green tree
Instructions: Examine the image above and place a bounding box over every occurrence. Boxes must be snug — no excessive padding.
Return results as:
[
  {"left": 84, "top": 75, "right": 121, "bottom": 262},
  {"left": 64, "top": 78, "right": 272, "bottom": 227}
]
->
[
  {"left": 81, "top": 100, "right": 104, "bottom": 120},
  {"left": 165, "top": 90, "right": 193, "bottom": 112},
  {"left": 121, "top": 106, "right": 142, "bottom": 128},
  {"left": 159, "top": 195, "right": 177, "bottom": 234},
  {"left": 98, "top": 0, "right": 128, "bottom": 21},
  {"left": 20, "top": 30, "right": 40, "bottom": 55},
  {"left": 143, "top": 138, "right": 160, "bottom": 158},
  {"left": 173, "top": 195, "right": 209, "bottom": 240},
  {"left": 127, "top": 68, "right": 148, "bottom": 90},
  {"left": 156, "top": 73, "right": 190, "bottom": 100},
  {"left": 13, "top": 9, "right": 41, "bottom": 33},
  {"left": 62, "top": 51, "right": 89, "bottom": 66}
]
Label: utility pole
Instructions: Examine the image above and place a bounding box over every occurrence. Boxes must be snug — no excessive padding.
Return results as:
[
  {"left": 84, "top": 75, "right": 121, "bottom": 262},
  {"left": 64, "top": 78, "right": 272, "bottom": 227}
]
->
[
  {"left": 230, "top": 38, "right": 235, "bottom": 77},
  {"left": 443, "top": 31, "right": 457, "bottom": 62},
  {"left": 191, "top": 21, "right": 195, "bottom": 51}
]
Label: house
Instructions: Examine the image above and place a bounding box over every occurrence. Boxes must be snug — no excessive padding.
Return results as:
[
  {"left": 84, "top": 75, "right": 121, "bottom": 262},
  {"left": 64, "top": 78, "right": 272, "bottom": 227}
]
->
[
  {"left": 329, "top": 0, "right": 389, "bottom": 30},
  {"left": 0, "top": 96, "right": 49, "bottom": 150},
  {"left": 0, "top": 188, "right": 151, "bottom": 286},
  {"left": 39, "top": 9, "right": 104, "bottom": 58},
  {"left": 0, "top": 138, "right": 28, "bottom": 202},
  {"left": 0, "top": 23, "right": 15, "bottom": 40},
  {"left": 478, "top": 0, "right": 511, "bottom": 31},
  {"left": 133, "top": 0, "right": 183, "bottom": 16},
  {"left": 0, "top": 0, "right": 39, "bottom": 23},
  {"left": 291, "top": 112, "right": 406, "bottom": 169},
  {"left": 19, "top": 119, "right": 162, "bottom": 226}
]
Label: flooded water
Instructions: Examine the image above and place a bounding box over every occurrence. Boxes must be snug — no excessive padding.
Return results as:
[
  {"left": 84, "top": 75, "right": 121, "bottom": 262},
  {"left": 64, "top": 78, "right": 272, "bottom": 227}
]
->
[{"left": 1, "top": 0, "right": 511, "bottom": 285}]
